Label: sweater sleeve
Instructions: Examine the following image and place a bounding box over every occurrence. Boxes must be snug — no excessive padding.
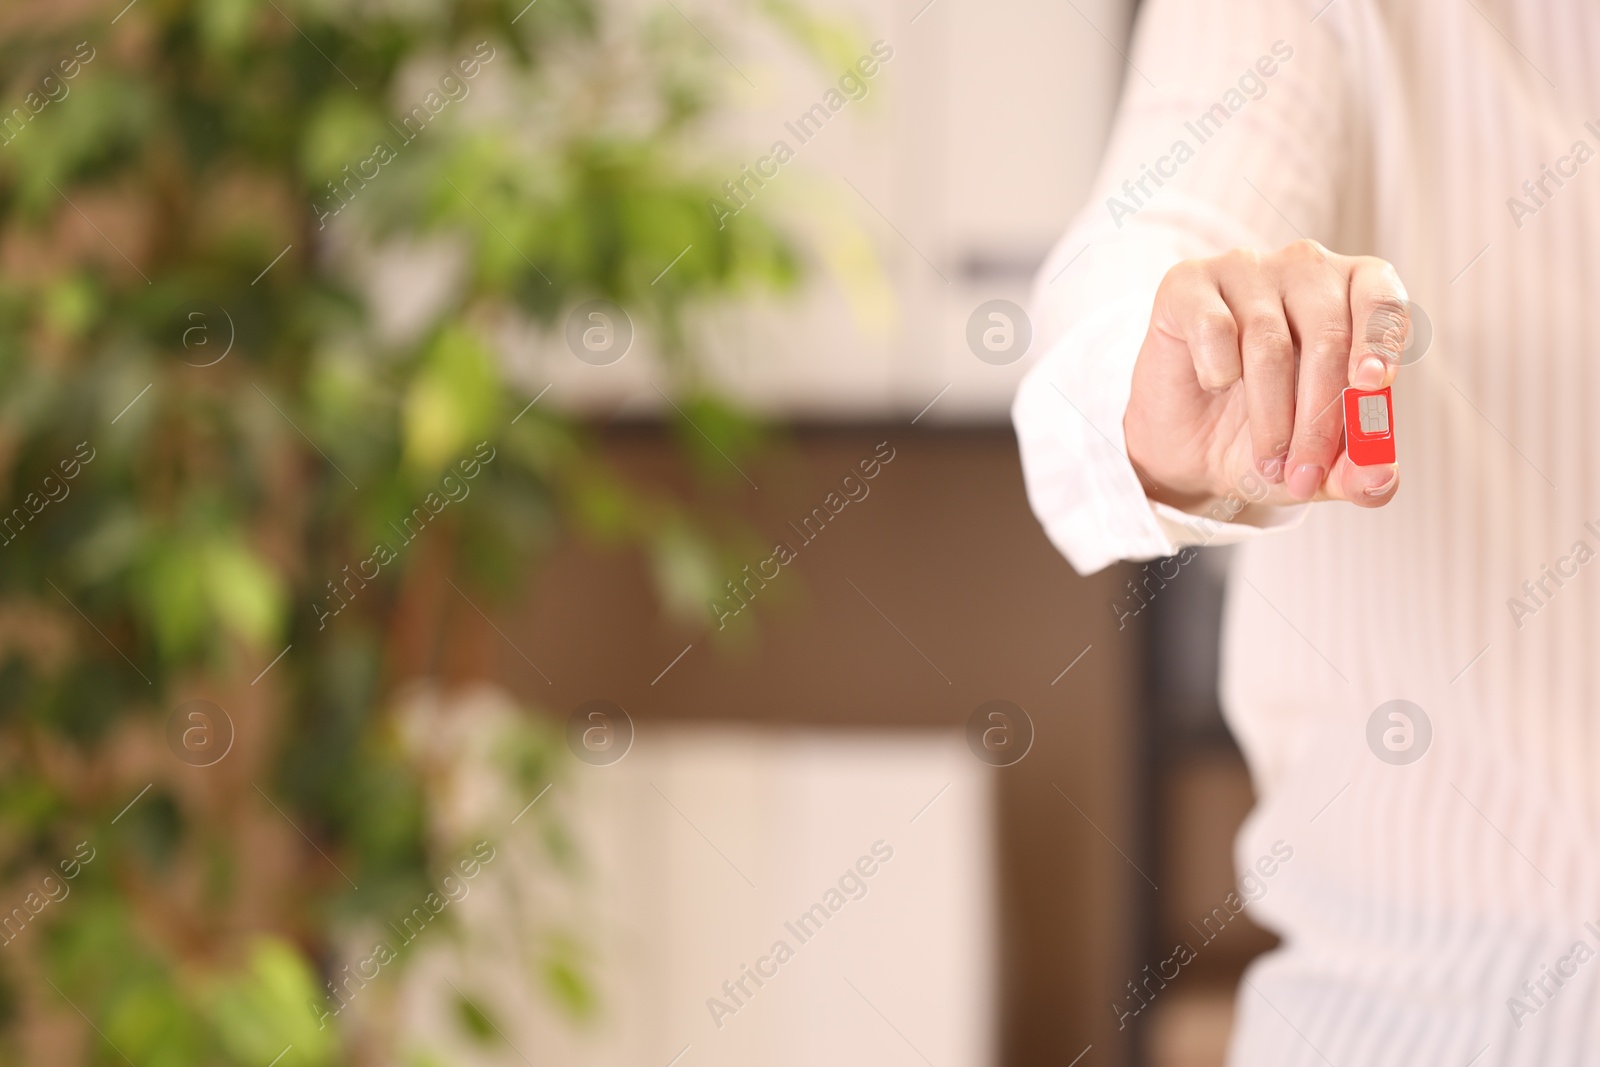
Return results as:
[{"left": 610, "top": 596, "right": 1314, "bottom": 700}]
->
[{"left": 1011, "top": 0, "right": 1352, "bottom": 575}]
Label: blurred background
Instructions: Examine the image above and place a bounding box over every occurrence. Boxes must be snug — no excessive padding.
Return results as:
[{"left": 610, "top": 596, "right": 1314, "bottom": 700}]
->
[{"left": 0, "top": 0, "right": 1274, "bottom": 1064}]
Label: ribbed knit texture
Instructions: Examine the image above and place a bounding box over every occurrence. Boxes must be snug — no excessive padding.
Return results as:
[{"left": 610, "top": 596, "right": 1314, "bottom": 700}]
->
[{"left": 1013, "top": 1, "right": 1600, "bottom": 1062}]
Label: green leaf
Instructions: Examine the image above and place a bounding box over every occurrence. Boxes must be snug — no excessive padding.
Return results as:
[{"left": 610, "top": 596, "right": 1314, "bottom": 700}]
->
[
  {"left": 207, "top": 937, "right": 340, "bottom": 1066},
  {"left": 401, "top": 326, "right": 500, "bottom": 473},
  {"left": 454, "top": 990, "right": 497, "bottom": 1043},
  {"left": 201, "top": 539, "right": 287, "bottom": 651},
  {"left": 542, "top": 953, "right": 595, "bottom": 1019}
]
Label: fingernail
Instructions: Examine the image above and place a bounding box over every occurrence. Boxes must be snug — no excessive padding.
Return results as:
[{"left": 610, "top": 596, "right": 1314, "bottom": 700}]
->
[
  {"left": 1287, "top": 463, "right": 1323, "bottom": 500},
  {"left": 1363, "top": 467, "right": 1399, "bottom": 498},
  {"left": 1259, "top": 455, "right": 1285, "bottom": 482},
  {"left": 1353, "top": 356, "right": 1387, "bottom": 390}
]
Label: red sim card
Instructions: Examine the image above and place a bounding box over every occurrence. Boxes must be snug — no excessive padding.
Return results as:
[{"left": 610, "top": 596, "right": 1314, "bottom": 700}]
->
[{"left": 1342, "top": 386, "right": 1395, "bottom": 466}]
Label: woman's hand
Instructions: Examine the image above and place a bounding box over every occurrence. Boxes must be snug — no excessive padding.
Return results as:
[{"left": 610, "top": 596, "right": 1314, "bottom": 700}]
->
[{"left": 1123, "top": 239, "right": 1407, "bottom": 512}]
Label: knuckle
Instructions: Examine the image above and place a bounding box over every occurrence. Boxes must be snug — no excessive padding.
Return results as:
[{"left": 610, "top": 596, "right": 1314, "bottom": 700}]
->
[
  {"left": 1242, "top": 317, "right": 1293, "bottom": 359},
  {"left": 1192, "top": 311, "right": 1238, "bottom": 350},
  {"left": 1221, "top": 246, "right": 1264, "bottom": 273},
  {"left": 1160, "top": 260, "right": 1216, "bottom": 305},
  {"left": 1165, "top": 258, "right": 1206, "bottom": 287},
  {"left": 1285, "top": 237, "right": 1329, "bottom": 263},
  {"left": 1260, "top": 424, "right": 1292, "bottom": 447},
  {"left": 1292, "top": 426, "right": 1339, "bottom": 455},
  {"left": 1354, "top": 255, "right": 1402, "bottom": 281},
  {"left": 1312, "top": 319, "right": 1354, "bottom": 359},
  {"left": 1361, "top": 296, "right": 1411, "bottom": 361}
]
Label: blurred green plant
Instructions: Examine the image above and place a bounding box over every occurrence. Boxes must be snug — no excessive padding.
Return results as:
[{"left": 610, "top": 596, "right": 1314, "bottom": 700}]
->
[{"left": 0, "top": 0, "right": 802, "bottom": 1062}]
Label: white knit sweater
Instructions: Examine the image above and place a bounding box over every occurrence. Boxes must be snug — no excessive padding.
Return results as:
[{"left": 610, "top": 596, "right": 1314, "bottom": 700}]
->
[{"left": 1012, "top": 0, "right": 1600, "bottom": 1062}]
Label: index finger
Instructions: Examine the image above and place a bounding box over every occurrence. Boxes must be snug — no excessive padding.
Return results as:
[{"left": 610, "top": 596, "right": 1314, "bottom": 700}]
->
[
  {"left": 1323, "top": 257, "right": 1408, "bottom": 505},
  {"left": 1347, "top": 257, "right": 1410, "bottom": 390}
]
